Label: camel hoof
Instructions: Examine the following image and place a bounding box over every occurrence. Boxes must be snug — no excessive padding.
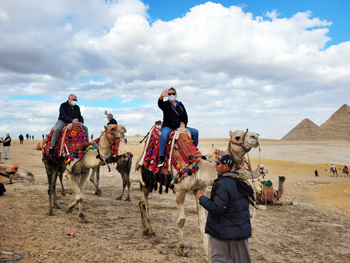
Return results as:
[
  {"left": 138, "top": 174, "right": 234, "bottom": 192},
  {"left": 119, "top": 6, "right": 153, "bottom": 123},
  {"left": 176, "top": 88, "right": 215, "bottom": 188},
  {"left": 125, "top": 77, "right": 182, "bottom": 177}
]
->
[
  {"left": 143, "top": 228, "right": 155, "bottom": 236},
  {"left": 65, "top": 206, "right": 73, "bottom": 214},
  {"left": 96, "top": 189, "right": 102, "bottom": 196},
  {"left": 48, "top": 209, "right": 54, "bottom": 216},
  {"left": 116, "top": 195, "right": 122, "bottom": 200},
  {"left": 53, "top": 203, "right": 60, "bottom": 209},
  {"left": 124, "top": 197, "right": 130, "bottom": 202},
  {"left": 176, "top": 244, "right": 185, "bottom": 256},
  {"left": 78, "top": 214, "right": 87, "bottom": 223}
]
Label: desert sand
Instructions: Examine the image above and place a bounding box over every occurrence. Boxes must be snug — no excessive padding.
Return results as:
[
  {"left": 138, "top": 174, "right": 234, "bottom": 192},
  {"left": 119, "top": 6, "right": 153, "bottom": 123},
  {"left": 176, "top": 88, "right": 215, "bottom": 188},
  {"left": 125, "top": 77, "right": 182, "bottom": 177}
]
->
[{"left": 1, "top": 137, "right": 350, "bottom": 262}]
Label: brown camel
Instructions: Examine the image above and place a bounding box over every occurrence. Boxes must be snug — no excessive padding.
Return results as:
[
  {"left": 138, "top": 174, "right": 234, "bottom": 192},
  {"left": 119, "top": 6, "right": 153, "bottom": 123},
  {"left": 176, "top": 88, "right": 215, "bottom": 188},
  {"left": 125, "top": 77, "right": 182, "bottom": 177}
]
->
[
  {"left": 255, "top": 176, "right": 286, "bottom": 205},
  {"left": 0, "top": 164, "right": 35, "bottom": 196}
]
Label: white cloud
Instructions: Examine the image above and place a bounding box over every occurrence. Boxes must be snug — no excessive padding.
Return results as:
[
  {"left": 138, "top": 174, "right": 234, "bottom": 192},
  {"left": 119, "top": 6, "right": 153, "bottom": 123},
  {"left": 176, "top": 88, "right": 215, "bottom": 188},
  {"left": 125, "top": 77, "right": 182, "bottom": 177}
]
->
[{"left": 0, "top": 1, "right": 349, "bottom": 140}]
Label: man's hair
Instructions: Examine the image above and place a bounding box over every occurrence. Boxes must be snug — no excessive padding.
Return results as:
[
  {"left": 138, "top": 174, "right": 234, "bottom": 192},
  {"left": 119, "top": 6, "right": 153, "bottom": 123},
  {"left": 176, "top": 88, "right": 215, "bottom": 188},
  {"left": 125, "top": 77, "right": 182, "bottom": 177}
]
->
[
  {"left": 68, "top": 93, "right": 77, "bottom": 99},
  {"left": 169, "top": 87, "right": 176, "bottom": 95}
]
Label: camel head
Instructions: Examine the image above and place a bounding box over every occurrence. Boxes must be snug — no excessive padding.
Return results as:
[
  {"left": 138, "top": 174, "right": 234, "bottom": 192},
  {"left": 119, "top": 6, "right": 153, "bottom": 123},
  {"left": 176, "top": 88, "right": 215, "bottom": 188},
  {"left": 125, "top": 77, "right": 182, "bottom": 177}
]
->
[
  {"left": 227, "top": 130, "right": 260, "bottom": 164},
  {"left": 258, "top": 165, "right": 268, "bottom": 179},
  {"left": 0, "top": 164, "right": 35, "bottom": 184},
  {"left": 104, "top": 124, "right": 127, "bottom": 139}
]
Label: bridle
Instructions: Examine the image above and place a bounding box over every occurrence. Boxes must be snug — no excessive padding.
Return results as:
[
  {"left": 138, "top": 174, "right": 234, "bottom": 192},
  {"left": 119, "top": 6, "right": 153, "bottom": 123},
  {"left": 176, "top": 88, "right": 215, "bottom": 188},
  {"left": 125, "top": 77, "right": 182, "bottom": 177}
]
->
[
  {"left": 98, "top": 128, "right": 118, "bottom": 172},
  {"left": 0, "top": 166, "right": 19, "bottom": 184},
  {"left": 229, "top": 129, "right": 249, "bottom": 153},
  {"left": 99, "top": 129, "right": 117, "bottom": 150}
]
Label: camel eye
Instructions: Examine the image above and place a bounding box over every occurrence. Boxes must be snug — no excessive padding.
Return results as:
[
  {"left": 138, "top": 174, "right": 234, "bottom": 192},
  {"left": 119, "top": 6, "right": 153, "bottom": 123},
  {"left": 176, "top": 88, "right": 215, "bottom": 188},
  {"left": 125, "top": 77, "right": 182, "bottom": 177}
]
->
[{"left": 235, "top": 136, "right": 240, "bottom": 141}]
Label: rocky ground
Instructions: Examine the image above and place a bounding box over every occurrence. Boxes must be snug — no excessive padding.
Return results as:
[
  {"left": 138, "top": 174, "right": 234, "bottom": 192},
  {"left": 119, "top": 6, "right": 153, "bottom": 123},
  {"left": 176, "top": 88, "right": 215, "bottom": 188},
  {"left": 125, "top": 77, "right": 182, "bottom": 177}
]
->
[{"left": 0, "top": 138, "right": 349, "bottom": 262}]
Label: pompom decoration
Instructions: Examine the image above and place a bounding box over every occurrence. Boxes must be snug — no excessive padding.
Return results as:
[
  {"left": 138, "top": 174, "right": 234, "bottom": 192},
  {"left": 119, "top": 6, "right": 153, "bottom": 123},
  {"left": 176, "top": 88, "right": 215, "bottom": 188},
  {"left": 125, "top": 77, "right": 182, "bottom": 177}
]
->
[
  {"left": 174, "top": 178, "right": 178, "bottom": 184},
  {"left": 178, "top": 177, "right": 181, "bottom": 183}
]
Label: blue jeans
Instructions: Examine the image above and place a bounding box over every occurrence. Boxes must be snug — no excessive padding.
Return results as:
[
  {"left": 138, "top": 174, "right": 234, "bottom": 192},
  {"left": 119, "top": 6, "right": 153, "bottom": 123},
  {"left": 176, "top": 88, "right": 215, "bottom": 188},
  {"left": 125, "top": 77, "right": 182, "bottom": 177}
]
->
[{"left": 159, "top": 126, "right": 199, "bottom": 157}]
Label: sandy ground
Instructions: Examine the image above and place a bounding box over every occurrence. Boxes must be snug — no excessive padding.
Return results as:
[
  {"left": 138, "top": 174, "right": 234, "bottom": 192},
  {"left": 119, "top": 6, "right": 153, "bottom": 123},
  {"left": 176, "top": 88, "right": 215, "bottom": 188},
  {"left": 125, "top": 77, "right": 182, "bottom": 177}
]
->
[{"left": 1, "top": 137, "right": 350, "bottom": 262}]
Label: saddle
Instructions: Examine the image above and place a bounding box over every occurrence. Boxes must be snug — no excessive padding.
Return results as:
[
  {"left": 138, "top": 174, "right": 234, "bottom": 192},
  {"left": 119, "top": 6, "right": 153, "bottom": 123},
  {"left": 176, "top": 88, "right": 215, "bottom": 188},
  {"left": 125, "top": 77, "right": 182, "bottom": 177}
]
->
[
  {"left": 44, "top": 123, "right": 89, "bottom": 162},
  {"left": 139, "top": 122, "right": 202, "bottom": 191}
]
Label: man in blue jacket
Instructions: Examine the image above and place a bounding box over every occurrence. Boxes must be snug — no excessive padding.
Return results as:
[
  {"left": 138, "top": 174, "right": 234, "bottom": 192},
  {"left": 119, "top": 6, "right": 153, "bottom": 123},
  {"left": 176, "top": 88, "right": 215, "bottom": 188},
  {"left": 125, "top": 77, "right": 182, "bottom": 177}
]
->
[
  {"left": 48, "top": 94, "right": 88, "bottom": 156},
  {"left": 196, "top": 154, "right": 253, "bottom": 263}
]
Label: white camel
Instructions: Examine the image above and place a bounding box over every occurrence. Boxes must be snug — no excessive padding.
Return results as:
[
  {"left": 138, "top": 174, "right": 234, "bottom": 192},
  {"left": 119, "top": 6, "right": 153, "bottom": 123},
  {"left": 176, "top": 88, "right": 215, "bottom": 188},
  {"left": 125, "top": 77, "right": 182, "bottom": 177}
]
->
[
  {"left": 136, "top": 129, "right": 261, "bottom": 262},
  {"left": 63, "top": 124, "right": 126, "bottom": 222},
  {"left": 206, "top": 130, "right": 268, "bottom": 180}
]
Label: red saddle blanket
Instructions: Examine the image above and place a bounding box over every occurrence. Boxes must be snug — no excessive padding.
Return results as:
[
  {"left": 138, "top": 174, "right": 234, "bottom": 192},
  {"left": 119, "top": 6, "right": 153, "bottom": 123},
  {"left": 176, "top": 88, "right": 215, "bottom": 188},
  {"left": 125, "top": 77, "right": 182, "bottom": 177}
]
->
[
  {"left": 93, "top": 136, "right": 120, "bottom": 156},
  {"left": 141, "top": 122, "right": 201, "bottom": 185},
  {"left": 44, "top": 124, "right": 89, "bottom": 161}
]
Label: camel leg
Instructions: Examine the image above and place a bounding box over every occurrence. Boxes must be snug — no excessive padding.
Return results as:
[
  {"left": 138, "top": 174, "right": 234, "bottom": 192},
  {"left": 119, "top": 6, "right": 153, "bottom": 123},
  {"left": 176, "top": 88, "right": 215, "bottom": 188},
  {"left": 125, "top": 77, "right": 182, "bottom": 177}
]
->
[
  {"left": 59, "top": 171, "right": 66, "bottom": 196},
  {"left": 90, "top": 167, "right": 102, "bottom": 196},
  {"left": 77, "top": 170, "right": 90, "bottom": 223},
  {"left": 195, "top": 189, "right": 211, "bottom": 262},
  {"left": 45, "top": 165, "right": 60, "bottom": 216},
  {"left": 65, "top": 172, "right": 82, "bottom": 215},
  {"left": 175, "top": 190, "right": 187, "bottom": 256},
  {"left": 139, "top": 187, "right": 155, "bottom": 236},
  {"left": 116, "top": 157, "right": 132, "bottom": 201}
]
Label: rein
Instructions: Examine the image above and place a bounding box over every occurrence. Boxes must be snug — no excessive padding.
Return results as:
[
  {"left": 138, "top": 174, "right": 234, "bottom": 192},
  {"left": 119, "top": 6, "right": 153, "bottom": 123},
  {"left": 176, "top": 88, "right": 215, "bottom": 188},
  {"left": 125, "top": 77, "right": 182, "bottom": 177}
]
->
[
  {"left": 0, "top": 173, "right": 13, "bottom": 184},
  {"left": 99, "top": 130, "right": 116, "bottom": 149},
  {"left": 229, "top": 129, "right": 249, "bottom": 152},
  {"left": 98, "top": 129, "right": 118, "bottom": 172}
]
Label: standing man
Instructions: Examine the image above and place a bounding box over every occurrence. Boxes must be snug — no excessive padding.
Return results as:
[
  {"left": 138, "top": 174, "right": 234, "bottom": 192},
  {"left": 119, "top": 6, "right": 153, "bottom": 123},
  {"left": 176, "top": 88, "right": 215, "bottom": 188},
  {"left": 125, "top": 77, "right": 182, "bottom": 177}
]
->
[
  {"left": 48, "top": 94, "right": 88, "bottom": 156},
  {"left": 314, "top": 168, "right": 319, "bottom": 177},
  {"left": 26, "top": 133, "right": 29, "bottom": 140},
  {"left": 19, "top": 134, "right": 24, "bottom": 144},
  {"left": 196, "top": 154, "right": 253, "bottom": 263},
  {"left": 0, "top": 133, "right": 11, "bottom": 160}
]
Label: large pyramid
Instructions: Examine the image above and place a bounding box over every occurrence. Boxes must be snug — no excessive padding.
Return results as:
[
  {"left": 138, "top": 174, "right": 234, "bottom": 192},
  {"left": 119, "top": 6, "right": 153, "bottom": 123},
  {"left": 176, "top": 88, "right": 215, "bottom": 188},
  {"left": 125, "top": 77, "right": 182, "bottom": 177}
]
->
[
  {"left": 282, "top": 118, "right": 319, "bottom": 140},
  {"left": 307, "top": 104, "right": 350, "bottom": 141}
]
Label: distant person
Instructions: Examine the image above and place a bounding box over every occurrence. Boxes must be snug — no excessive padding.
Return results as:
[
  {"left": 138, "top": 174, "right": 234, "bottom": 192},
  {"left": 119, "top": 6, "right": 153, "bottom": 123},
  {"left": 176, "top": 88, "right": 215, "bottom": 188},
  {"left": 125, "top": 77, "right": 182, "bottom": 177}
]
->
[
  {"left": 0, "top": 133, "right": 12, "bottom": 160},
  {"left": 42, "top": 134, "right": 44, "bottom": 139},
  {"left": 91, "top": 134, "right": 93, "bottom": 141},
  {"left": 19, "top": 134, "right": 24, "bottom": 144},
  {"left": 314, "top": 168, "right": 319, "bottom": 177},
  {"left": 32, "top": 135, "right": 34, "bottom": 140},
  {"left": 196, "top": 154, "right": 253, "bottom": 263},
  {"left": 104, "top": 110, "right": 117, "bottom": 125},
  {"left": 26, "top": 133, "right": 29, "bottom": 140},
  {"left": 48, "top": 93, "right": 88, "bottom": 156}
]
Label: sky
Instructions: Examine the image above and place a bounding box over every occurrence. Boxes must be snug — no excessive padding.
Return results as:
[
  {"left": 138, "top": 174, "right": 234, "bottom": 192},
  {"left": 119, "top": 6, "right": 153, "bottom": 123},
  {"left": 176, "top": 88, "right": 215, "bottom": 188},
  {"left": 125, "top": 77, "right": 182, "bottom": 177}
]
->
[{"left": 0, "top": 0, "right": 349, "bottom": 140}]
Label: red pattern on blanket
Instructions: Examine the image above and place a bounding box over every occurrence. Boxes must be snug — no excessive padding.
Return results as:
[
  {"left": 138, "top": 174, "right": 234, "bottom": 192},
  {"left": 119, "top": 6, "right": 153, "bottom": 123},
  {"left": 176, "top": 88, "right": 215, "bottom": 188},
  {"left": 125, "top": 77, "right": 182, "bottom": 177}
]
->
[
  {"left": 93, "top": 136, "right": 120, "bottom": 156},
  {"left": 142, "top": 123, "right": 201, "bottom": 186},
  {"left": 44, "top": 124, "right": 89, "bottom": 162}
]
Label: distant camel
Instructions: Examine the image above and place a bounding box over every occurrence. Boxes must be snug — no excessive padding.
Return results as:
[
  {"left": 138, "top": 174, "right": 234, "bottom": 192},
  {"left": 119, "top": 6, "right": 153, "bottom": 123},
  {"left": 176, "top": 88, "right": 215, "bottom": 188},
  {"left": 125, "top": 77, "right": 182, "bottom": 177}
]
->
[{"left": 329, "top": 166, "right": 337, "bottom": 176}]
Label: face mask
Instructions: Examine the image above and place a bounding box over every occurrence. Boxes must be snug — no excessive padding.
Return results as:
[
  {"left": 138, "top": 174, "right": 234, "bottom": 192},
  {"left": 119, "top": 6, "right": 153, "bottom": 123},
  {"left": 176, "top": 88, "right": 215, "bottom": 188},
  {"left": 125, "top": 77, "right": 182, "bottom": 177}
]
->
[
  {"left": 71, "top": 100, "right": 77, "bottom": 106},
  {"left": 169, "top": 95, "right": 176, "bottom": 101}
]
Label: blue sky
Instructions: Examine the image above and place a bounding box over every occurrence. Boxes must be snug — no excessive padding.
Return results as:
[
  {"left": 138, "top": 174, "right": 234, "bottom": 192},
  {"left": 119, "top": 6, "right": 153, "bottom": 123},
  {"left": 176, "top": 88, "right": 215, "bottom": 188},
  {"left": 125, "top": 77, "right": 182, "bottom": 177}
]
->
[{"left": 0, "top": 0, "right": 349, "bottom": 140}]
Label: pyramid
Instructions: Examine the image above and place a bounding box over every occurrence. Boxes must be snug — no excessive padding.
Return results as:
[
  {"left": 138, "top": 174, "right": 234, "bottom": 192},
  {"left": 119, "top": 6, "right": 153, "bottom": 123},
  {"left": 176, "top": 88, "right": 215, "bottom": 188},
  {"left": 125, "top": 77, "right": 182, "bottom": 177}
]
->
[
  {"left": 282, "top": 118, "right": 319, "bottom": 140},
  {"left": 307, "top": 104, "right": 350, "bottom": 141}
]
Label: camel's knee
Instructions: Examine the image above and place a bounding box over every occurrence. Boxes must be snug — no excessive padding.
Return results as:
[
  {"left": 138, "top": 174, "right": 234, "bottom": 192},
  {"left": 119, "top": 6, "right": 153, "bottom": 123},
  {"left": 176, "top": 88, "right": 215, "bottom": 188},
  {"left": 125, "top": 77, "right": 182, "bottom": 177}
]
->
[{"left": 178, "top": 218, "right": 185, "bottom": 228}]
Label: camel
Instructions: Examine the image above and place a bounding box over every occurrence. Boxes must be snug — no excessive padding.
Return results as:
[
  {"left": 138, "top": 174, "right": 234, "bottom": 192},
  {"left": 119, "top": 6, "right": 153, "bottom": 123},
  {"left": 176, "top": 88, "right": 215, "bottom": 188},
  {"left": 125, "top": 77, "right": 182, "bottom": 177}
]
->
[
  {"left": 254, "top": 176, "right": 286, "bottom": 205},
  {"left": 342, "top": 166, "right": 349, "bottom": 176},
  {"left": 63, "top": 124, "right": 126, "bottom": 222},
  {"left": 88, "top": 137, "right": 133, "bottom": 200},
  {"left": 0, "top": 164, "right": 35, "bottom": 184},
  {"left": 136, "top": 128, "right": 261, "bottom": 261},
  {"left": 206, "top": 130, "right": 268, "bottom": 180},
  {"left": 329, "top": 165, "right": 337, "bottom": 176},
  {"left": 42, "top": 124, "right": 126, "bottom": 222}
]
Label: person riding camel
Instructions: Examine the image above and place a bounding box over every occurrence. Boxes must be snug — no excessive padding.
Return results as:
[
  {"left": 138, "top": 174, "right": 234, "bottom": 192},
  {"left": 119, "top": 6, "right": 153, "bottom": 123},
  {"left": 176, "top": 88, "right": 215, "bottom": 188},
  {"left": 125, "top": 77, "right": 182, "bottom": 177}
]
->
[
  {"left": 157, "top": 87, "right": 199, "bottom": 167},
  {"left": 104, "top": 110, "right": 117, "bottom": 125},
  {"left": 48, "top": 94, "right": 88, "bottom": 156}
]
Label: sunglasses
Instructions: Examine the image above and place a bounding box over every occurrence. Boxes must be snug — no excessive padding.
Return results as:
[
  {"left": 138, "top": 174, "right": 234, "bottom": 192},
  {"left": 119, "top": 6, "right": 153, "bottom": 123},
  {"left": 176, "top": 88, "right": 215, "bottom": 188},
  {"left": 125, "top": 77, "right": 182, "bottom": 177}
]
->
[
  {"left": 216, "top": 162, "right": 223, "bottom": 166},
  {"left": 72, "top": 99, "right": 78, "bottom": 101},
  {"left": 168, "top": 93, "right": 176, "bottom": 96}
]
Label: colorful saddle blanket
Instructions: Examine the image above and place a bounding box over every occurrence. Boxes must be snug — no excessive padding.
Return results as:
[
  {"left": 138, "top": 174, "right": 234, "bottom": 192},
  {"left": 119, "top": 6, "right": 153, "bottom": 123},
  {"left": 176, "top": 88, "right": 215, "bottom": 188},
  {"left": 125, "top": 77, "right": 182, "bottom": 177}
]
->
[
  {"left": 261, "top": 184, "right": 274, "bottom": 202},
  {"left": 141, "top": 122, "right": 202, "bottom": 187},
  {"left": 44, "top": 124, "right": 89, "bottom": 161},
  {"left": 93, "top": 136, "right": 120, "bottom": 156}
]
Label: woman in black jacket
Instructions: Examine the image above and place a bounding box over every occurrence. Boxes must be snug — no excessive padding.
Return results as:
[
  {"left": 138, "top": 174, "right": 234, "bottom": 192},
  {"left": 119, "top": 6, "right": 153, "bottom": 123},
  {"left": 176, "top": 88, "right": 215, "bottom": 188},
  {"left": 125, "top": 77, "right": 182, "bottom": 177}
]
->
[{"left": 157, "top": 87, "right": 198, "bottom": 167}]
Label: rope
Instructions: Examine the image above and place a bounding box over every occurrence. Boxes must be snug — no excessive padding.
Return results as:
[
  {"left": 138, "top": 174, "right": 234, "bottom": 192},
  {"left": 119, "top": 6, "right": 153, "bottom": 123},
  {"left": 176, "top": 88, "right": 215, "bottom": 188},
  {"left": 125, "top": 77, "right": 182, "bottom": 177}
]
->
[{"left": 0, "top": 252, "right": 24, "bottom": 262}]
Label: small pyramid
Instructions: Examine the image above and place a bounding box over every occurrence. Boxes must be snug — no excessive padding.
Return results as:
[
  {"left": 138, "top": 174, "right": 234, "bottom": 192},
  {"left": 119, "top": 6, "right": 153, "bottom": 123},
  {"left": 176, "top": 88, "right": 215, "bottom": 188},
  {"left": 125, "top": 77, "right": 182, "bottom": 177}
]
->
[
  {"left": 307, "top": 104, "right": 350, "bottom": 141},
  {"left": 282, "top": 118, "right": 319, "bottom": 140}
]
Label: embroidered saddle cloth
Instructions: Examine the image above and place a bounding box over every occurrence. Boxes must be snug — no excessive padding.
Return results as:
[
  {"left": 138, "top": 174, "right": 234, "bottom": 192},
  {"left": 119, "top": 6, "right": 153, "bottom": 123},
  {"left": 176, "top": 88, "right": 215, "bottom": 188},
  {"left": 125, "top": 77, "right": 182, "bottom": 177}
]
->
[
  {"left": 44, "top": 123, "right": 89, "bottom": 161},
  {"left": 139, "top": 122, "right": 201, "bottom": 180}
]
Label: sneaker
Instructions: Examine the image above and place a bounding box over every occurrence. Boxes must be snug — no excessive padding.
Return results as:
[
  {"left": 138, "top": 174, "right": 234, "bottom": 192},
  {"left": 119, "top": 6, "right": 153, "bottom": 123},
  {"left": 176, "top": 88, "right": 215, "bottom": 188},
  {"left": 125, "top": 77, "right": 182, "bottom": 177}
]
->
[
  {"left": 4, "top": 158, "right": 9, "bottom": 160},
  {"left": 158, "top": 156, "right": 165, "bottom": 167},
  {"left": 48, "top": 148, "right": 55, "bottom": 156}
]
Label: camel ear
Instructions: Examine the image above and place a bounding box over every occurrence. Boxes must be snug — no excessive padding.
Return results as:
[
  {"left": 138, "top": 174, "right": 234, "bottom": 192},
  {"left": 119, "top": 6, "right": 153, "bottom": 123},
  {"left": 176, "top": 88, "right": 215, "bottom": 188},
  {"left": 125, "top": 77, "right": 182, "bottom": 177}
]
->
[
  {"left": 229, "top": 130, "right": 233, "bottom": 138},
  {"left": 104, "top": 125, "right": 107, "bottom": 130}
]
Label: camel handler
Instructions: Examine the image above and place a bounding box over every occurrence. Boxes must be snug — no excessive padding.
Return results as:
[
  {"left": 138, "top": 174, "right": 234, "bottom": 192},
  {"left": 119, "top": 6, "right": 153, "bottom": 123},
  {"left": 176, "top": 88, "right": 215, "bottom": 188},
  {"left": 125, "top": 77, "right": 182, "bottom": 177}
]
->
[
  {"left": 48, "top": 94, "right": 88, "bottom": 156},
  {"left": 196, "top": 154, "right": 253, "bottom": 263}
]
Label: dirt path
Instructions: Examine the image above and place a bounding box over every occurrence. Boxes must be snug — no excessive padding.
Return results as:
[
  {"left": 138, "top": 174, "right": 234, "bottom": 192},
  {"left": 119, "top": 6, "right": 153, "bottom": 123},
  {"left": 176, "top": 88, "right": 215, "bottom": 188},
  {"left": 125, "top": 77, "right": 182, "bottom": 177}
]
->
[{"left": 0, "top": 138, "right": 349, "bottom": 262}]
